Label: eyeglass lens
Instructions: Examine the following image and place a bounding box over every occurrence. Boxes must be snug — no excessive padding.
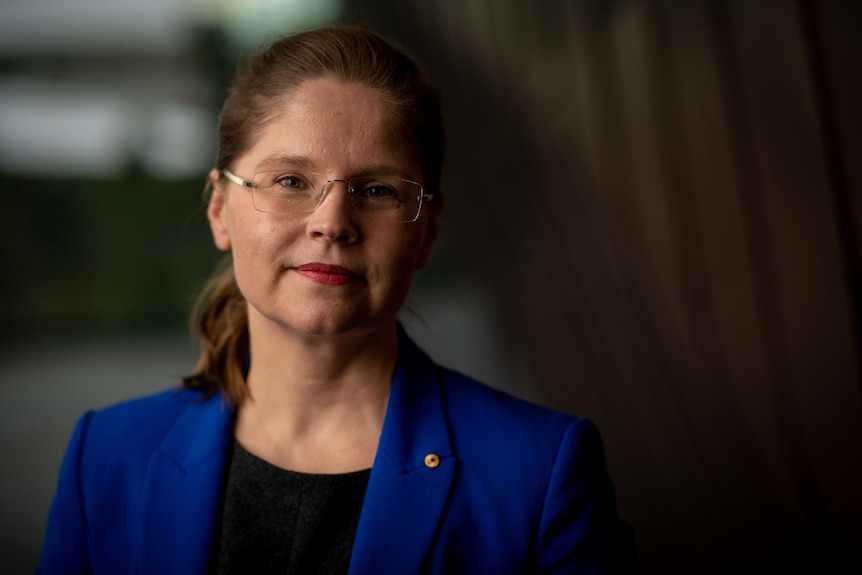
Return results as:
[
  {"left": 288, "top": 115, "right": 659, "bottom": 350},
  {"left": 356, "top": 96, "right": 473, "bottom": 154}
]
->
[{"left": 250, "top": 171, "right": 424, "bottom": 222}]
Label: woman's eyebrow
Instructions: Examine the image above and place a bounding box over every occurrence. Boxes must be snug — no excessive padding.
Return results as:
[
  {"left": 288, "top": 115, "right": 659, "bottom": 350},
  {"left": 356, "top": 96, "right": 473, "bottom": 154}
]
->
[
  {"left": 254, "top": 154, "right": 317, "bottom": 171},
  {"left": 254, "top": 154, "right": 414, "bottom": 179},
  {"left": 352, "top": 165, "right": 416, "bottom": 180}
]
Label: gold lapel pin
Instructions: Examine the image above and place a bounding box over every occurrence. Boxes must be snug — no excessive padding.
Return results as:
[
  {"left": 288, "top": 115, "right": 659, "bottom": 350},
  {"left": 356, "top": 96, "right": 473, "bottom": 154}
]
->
[{"left": 424, "top": 453, "right": 440, "bottom": 468}]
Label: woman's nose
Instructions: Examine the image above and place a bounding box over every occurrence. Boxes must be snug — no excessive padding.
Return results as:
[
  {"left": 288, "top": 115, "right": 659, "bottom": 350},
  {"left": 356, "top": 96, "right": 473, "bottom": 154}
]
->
[{"left": 305, "top": 180, "right": 359, "bottom": 243}]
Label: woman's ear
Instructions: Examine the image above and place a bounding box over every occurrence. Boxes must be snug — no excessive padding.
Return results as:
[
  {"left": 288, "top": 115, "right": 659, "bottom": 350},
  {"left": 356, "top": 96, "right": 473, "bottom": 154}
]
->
[{"left": 207, "top": 168, "right": 231, "bottom": 252}]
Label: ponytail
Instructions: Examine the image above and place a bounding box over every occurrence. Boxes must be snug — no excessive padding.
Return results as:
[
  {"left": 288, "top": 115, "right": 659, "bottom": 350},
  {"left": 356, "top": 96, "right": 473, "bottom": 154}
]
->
[{"left": 182, "top": 257, "right": 249, "bottom": 404}]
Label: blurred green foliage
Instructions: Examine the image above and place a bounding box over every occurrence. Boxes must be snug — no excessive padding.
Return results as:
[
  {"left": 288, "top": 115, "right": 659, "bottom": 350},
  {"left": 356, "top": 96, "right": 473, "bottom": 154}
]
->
[{"left": 0, "top": 173, "right": 220, "bottom": 341}]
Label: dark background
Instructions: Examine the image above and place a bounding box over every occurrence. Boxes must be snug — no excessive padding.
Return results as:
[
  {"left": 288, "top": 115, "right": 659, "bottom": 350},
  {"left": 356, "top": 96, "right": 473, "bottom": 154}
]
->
[{"left": 1, "top": 0, "right": 860, "bottom": 573}]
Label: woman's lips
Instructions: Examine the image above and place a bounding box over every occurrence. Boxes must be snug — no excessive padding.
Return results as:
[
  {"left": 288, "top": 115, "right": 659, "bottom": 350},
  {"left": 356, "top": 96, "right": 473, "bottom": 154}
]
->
[{"left": 294, "top": 263, "right": 363, "bottom": 286}]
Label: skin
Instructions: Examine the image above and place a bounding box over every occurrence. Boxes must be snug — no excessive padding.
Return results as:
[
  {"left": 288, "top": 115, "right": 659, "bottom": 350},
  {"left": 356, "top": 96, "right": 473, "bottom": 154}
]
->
[{"left": 206, "top": 77, "right": 437, "bottom": 473}]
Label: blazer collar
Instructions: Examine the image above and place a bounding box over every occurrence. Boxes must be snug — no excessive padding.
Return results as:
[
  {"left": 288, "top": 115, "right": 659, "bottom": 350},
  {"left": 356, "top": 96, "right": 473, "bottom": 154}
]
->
[
  {"left": 134, "top": 329, "right": 456, "bottom": 575},
  {"left": 137, "top": 389, "right": 234, "bottom": 575},
  {"left": 348, "top": 330, "right": 457, "bottom": 575}
]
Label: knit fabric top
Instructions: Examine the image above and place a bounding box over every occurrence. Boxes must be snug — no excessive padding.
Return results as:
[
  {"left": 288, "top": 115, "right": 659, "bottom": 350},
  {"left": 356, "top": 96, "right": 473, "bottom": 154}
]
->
[{"left": 216, "top": 439, "right": 371, "bottom": 575}]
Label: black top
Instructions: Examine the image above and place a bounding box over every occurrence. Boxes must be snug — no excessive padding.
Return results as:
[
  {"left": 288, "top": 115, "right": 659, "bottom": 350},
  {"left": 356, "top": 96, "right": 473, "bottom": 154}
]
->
[{"left": 216, "top": 439, "right": 371, "bottom": 575}]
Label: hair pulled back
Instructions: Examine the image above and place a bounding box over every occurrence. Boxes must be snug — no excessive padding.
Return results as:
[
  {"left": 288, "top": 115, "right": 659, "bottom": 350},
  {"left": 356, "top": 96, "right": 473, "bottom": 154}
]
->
[{"left": 183, "top": 26, "right": 445, "bottom": 404}]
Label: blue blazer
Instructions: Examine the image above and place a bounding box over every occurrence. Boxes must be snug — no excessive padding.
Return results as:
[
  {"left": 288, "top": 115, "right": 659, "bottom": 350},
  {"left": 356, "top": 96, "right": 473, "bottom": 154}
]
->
[{"left": 40, "top": 334, "right": 639, "bottom": 574}]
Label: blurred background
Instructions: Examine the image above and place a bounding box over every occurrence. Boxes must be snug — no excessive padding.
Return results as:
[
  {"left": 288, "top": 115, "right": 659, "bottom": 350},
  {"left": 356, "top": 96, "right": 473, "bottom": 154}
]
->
[{"left": 1, "top": 0, "right": 860, "bottom": 573}]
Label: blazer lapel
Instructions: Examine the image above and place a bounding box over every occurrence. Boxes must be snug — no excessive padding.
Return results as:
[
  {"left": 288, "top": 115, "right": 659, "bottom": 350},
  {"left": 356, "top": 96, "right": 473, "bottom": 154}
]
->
[
  {"left": 136, "top": 391, "right": 233, "bottom": 575},
  {"left": 348, "top": 334, "right": 456, "bottom": 575}
]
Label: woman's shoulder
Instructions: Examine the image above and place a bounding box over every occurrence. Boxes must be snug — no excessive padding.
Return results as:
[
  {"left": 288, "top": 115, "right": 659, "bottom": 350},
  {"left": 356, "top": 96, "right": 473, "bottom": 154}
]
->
[
  {"left": 401, "top": 331, "right": 575, "bottom": 426},
  {"left": 439, "top": 366, "right": 576, "bottom": 423},
  {"left": 435, "top": 365, "right": 595, "bottom": 454},
  {"left": 91, "top": 385, "right": 214, "bottom": 417},
  {"left": 86, "top": 386, "right": 213, "bottom": 426},
  {"left": 78, "top": 387, "right": 223, "bottom": 456}
]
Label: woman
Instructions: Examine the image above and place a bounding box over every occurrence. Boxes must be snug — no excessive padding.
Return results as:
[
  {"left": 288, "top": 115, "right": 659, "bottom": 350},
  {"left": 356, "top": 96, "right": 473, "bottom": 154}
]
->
[{"left": 39, "top": 26, "right": 639, "bottom": 574}]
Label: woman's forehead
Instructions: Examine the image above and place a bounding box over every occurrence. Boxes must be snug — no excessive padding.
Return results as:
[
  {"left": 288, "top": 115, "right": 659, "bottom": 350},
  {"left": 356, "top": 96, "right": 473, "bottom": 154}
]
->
[
  {"left": 275, "top": 78, "right": 395, "bottom": 130},
  {"left": 240, "top": 79, "right": 421, "bottom": 176}
]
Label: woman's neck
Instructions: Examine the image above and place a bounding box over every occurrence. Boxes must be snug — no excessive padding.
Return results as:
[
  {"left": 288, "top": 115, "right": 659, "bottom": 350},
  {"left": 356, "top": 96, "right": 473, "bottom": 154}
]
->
[{"left": 233, "top": 313, "right": 399, "bottom": 474}]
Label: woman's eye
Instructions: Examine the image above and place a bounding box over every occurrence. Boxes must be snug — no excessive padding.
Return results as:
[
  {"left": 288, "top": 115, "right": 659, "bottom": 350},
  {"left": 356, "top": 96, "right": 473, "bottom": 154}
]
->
[
  {"left": 275, "top": 176, "right": 303, "bottom": 189},
  {"left": 361, "top": 184, "right": 397, "bottom": 199}
]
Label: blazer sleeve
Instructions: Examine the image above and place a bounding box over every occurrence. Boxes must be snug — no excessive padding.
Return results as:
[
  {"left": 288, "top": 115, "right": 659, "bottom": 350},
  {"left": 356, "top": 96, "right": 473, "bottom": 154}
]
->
[
  {"left": 536, "top": 418, "right": 641, "bottom": 574},
  {"left": 39, "top": 411, "right": 95, "bottom": 575}
]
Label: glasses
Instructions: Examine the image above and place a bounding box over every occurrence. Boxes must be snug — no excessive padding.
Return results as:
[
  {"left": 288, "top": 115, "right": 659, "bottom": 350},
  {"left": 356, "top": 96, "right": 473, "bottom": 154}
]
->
[{"left": 221, "top": 169, "right": 433, "bottom": 223}]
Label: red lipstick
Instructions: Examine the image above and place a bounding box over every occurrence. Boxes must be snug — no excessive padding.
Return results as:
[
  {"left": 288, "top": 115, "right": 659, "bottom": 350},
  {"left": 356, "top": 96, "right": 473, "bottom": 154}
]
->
[{"left": 294, "top": 263, "right": 362, "bottom": 286}]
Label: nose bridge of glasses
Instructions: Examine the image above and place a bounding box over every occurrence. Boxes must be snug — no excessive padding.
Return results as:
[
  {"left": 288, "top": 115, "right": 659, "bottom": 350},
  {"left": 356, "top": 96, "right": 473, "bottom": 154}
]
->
[{"left": 316, "top": 178, "right": 354, "bottom": 207}]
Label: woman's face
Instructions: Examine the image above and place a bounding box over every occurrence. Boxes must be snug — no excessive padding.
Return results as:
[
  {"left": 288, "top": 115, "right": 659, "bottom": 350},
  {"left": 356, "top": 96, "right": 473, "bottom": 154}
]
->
[{"left": 207, "top": 77, "right": 437, "bottom": 339}]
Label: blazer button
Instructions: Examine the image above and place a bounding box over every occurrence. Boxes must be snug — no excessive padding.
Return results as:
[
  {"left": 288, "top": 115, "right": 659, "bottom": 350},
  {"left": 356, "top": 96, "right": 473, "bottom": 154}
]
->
[{"left": 424, "top": 453, "right": 440, "bottom": 468}]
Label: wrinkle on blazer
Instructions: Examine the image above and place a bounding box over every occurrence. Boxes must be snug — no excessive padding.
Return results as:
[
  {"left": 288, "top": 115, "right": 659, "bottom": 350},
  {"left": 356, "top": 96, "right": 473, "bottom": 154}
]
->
[{"left": 39, "top": 333, "right": 639, "bottom": 574}]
